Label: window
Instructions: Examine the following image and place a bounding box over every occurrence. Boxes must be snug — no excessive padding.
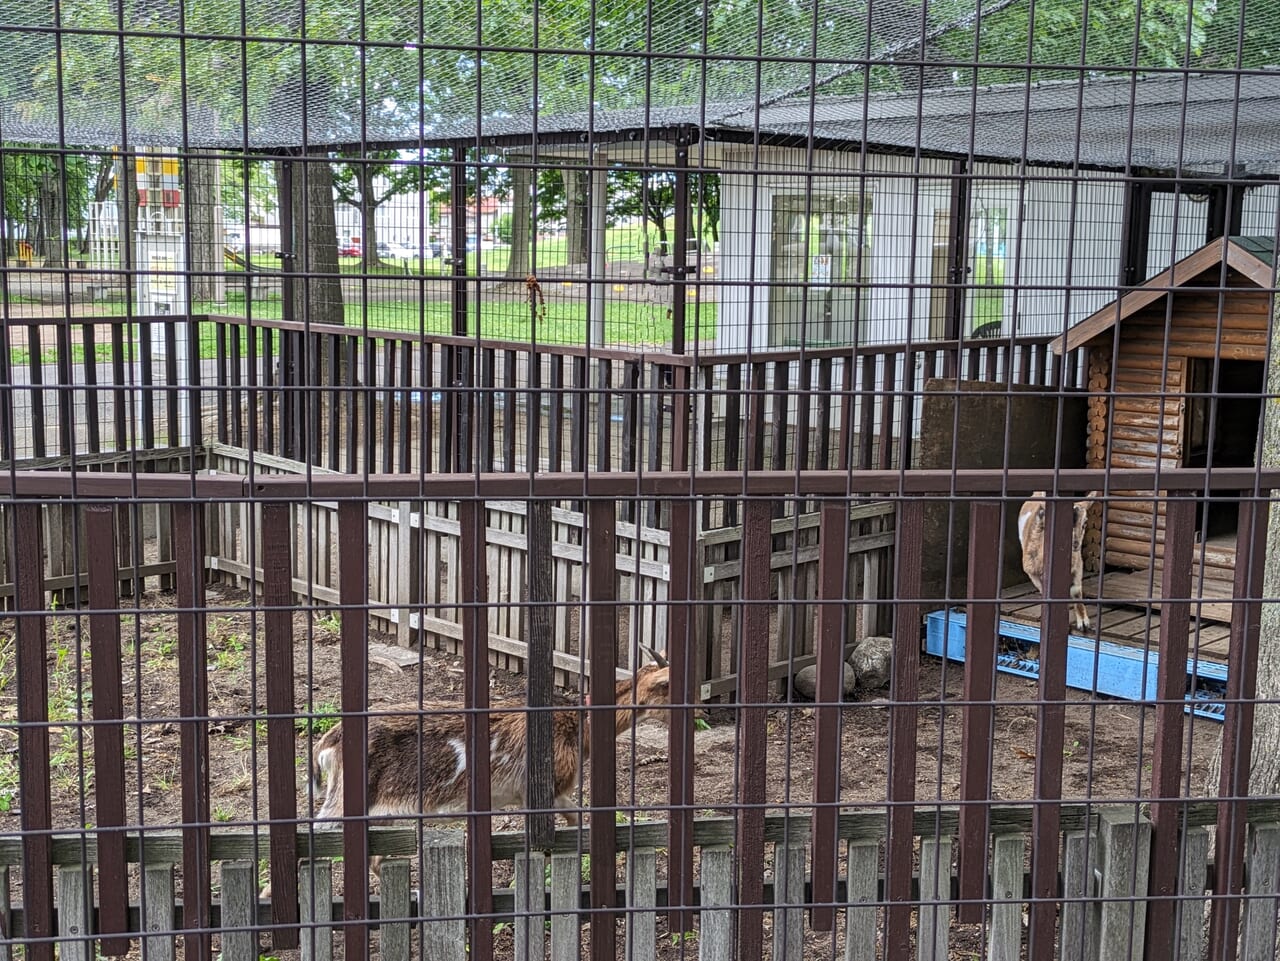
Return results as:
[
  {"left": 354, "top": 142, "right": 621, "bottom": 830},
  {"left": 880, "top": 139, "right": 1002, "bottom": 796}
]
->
[{"left": 768, "top": 192, "right": 872, "bottom": 347}]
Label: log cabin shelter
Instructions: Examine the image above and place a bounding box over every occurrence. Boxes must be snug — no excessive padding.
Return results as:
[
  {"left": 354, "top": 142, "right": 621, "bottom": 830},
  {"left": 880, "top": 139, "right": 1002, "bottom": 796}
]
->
[{"left": 1046, "top": 234, "right": 1277, "bottom": 627}]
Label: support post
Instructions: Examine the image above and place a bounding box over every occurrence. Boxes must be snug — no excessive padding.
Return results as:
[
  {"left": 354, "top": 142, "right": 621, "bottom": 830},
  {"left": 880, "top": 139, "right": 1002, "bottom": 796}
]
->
[
  {"left": 670, "top": 132, "right": 692, "bottom": 354},
  {"left": 588, "top": 148, "right": 607, "bottom": 349},
  {"left": 945, "top": 157, "right": 970, "bottom": 345}
]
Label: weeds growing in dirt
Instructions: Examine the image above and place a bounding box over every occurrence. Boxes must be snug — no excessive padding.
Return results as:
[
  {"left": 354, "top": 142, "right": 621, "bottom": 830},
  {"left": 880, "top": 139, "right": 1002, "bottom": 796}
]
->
[{"left": 297, "top": 700, "right": 340, "bottom": 736}]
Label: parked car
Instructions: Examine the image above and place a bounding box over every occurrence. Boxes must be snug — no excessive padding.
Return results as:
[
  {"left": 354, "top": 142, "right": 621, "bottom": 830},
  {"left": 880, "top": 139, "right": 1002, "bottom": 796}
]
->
[
  {"left": 338, "top": 240, "right": 362, "bottom": 257},
  {"left": 440, "top": 237, "right": 478, "bottom": 262},
  {"left": 376, "top": 240, "right": 415, "bottom": 261}
]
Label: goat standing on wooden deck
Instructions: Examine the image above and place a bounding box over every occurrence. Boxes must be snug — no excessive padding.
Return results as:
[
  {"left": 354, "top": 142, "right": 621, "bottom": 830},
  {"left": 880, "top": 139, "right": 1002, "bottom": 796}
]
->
[
  {"left": 288, "top": 647, "right": 672, "bottom": 889},
  {"left": 1017, "top": 491, "right": 1097, "bottom": 632}
]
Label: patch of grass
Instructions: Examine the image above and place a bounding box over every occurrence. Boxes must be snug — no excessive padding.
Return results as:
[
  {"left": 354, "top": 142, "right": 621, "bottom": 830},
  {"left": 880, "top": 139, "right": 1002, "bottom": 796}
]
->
[
  {"left": 197, "top": 294, "right": 715, "bottom": 347},
  {"left": 297, "top": 700, "right": 340, "bottom": 737},
  {"left": 315, "top": 611, "right": 342, "bottom": 636},
  {"left": 0, "top": 753, "right": 19, "bottom": 813},
  {"left": 151, "top": 631, "right": 178, "bottom": 663},
  {"left": 210, "top": 631, "right": 248, "bottom": 673}
]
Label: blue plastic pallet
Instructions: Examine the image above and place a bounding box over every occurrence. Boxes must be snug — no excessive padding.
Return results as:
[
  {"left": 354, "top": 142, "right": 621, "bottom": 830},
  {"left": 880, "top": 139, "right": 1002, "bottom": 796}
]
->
[{"left": 924, "top": 609, "right": 1227, "bottom": 722}]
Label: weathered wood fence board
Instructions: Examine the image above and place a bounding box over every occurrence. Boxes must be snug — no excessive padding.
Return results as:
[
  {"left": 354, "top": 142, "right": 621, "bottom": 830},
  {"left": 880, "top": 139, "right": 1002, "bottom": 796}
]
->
[{"left": 201, "top": 445, "right": 896, "bottom": 697}]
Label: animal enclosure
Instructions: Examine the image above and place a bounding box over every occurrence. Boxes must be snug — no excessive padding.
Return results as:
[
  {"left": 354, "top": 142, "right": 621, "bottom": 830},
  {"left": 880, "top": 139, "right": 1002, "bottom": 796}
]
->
[{"left": 3, "top": 2, "right": 1280, "bottom": 961}]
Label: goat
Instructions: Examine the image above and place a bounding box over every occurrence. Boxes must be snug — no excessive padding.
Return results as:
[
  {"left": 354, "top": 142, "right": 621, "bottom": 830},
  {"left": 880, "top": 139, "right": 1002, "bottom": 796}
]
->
[
  {"left": 1017, "top": 491, "right": 1097, "bottom": 632},
  {"left": 273, "top": 647, "right": 672, "bottom": 892}
]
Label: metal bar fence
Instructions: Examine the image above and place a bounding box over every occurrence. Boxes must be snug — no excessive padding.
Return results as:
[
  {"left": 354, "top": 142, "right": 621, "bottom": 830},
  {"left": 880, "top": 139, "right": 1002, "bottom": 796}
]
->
[{"left": 0, "top": 470, "right": 1275, "bottom": 961}]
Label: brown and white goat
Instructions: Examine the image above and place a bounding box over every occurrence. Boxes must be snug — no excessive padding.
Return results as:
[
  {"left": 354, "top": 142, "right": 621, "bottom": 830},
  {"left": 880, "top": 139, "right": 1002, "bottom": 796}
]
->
[
  {"left": 1017, "top": 491, "right": 1097, "bottom": 632},
  {"left": 283, "top": 649, "right": 672, "bottom": 889}
]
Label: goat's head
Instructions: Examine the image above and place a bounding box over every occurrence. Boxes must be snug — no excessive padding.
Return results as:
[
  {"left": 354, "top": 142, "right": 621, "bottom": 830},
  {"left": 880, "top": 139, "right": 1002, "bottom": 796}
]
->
[{"left": 584, "top": 645, "right": 671, "bottom": 713}]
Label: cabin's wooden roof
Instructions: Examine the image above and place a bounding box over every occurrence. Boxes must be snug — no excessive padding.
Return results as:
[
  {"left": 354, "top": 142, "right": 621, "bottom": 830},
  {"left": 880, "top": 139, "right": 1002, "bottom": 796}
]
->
[{"left": 1049, "top": 236, "right": 1277, "bottom": 355}]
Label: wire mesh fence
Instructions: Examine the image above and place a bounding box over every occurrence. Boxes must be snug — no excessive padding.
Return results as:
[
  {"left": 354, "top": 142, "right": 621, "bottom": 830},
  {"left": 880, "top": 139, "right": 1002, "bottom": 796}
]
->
[{"left": 3, "top": 2, "right": 1280, "bottom": 960}]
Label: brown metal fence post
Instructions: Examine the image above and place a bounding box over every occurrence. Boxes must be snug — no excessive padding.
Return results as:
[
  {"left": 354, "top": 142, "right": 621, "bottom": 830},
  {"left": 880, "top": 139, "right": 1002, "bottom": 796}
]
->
[
  {"left": 174, "top": 501, "right": 211, "bottom": 961},
  {"left": 811, "top": 499, "right": 849, "bottom": 932},
  {"left": 13, "top": 504, "right": 54, "bottom": 961},
  {"left": 85, "top": 505, "right": 129, "bottom": 955},
  {"left": 263, "top": 502, "right": 300, "bottom": 947},
  {"left": 737, "top": 499, "right": 773, "bottom": 961},
  {"left": 957, "top": 500, "right": 1002, "bottom": 924},
  {"left": 526, "top": 498, "right": 556, "bottom": 848},
  {"left": 1027, "top": 497, "right": 1075, "bottom": 961},
  {"left": 459, "top": 499, "right": 494, "bottom": 961},
  {"left": 1145, "top": 494, "right": 1196, "bottom": 960},
  {"left": 587, "top": 499, "right": 619, "bottom": 961},
  {"left": 338, "top": 500, "right": 370, "bottom": 961},
  {"left": 666, "top": 496, "right": 697, "bottom": 933},
  {"left": 885, "top": 498, "right": 923, "bottom": 957}
]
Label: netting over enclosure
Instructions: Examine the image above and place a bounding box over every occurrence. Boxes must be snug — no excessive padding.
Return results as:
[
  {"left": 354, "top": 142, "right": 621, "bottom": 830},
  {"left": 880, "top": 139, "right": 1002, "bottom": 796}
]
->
[
  {"left": 3, "top": 4, "right": 1280, "bottom": 961},
  {"left": 5, "top": 0, "right": 1280, "bottom": 170}
]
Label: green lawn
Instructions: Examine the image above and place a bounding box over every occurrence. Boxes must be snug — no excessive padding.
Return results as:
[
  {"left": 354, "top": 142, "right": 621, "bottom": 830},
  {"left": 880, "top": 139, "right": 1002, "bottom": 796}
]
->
[
  {"left": 232, "top": 224, "right": 673, "bottom": 277},
  {"left": 198, "top": 294, "right": 716, "bottom": 348},
  {"left": 969, "top": 255, "right": 1008, "bottom": 331},
  {"left": 9, "top": 296, "right": 712, "bottom": 367}
]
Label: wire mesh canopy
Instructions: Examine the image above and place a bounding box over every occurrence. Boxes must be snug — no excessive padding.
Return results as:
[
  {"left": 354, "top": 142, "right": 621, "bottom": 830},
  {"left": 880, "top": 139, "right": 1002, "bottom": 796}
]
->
[{"left": 3, "top": 0, "right": 1278, "bottom": 174}]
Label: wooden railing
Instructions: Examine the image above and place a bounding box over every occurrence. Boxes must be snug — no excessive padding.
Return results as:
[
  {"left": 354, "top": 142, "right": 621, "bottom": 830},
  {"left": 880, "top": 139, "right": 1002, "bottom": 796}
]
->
[{"left": 1, "top": 313, "right": 1086, "bottom": 479}]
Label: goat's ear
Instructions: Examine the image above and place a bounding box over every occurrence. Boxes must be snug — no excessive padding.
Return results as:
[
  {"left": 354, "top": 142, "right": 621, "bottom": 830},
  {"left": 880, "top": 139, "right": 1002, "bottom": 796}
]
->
[
  {"left": 639, "top": 644, "right": 668, "bottom": 668},
  {"left": 1036, "top": 506, "right": 1045, "bottom": 525}
]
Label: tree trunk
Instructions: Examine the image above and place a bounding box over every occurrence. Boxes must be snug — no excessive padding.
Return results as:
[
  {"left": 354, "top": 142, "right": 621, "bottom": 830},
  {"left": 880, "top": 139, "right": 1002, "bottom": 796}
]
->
[
  {"left": 279, "top": 154, "right": 345, "bottom": 383},
  {"left": 503, "top": 163, "right": 533, "bottom": 280},
  {"left": 654, "top": 217, "right": 669, "bottom": 258},
  {"left": 562, "top": 167, "right": 588, "bottom": 265},
  {"left": 83, "top": 157, "right": 114, "bottom": 256},
  {"left": 185, "top": 153, "right": 225, "bottom": 303},
  {"left": 39, "top": 161, "right": 65, "bottom": 267},
  {"left": 116, "top": 155, "right": 137, "bottom": 273},
  {"left": 1208, "top": 287, "right": 1280, "bottom": 795},
  {"left": 358, "top": 165, "right": 383, "bottom": 269}
]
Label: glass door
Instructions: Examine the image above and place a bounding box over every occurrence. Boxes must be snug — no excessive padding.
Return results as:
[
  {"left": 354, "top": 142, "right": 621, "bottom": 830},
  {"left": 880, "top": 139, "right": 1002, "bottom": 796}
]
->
[{"left": 768, "top": 193, "right": 871, "bottom": 346}]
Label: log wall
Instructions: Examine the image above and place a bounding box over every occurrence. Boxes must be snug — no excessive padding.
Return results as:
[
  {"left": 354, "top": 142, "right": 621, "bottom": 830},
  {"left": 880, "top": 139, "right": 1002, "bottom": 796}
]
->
[{"left": 1100, "top": 267, "right": 1270, "bottom": 572}]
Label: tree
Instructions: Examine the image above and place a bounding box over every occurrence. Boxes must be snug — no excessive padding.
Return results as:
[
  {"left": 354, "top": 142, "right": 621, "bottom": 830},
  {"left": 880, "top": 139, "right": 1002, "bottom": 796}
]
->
[
  {"left": 331, "top": 150, "right": 423, "bottom": 268},
  {"left": 695, "top": 173, "right": 721, "bottom": 247},
  {"left": 937, "top": 0, "right": 1217, "bottom": 83},
  {"left": 1, "top": 150, "right": 91, "bottom": 264},
  {"left": 612, "top": 170, "right": 677, "bottom": 257},
  {"left": 278, "top": 152, "right": 345, "bottom": 337},
  {"left": 219, "top": 160, "right": 277, "bottom": 226},
  {"left": 186, "top": 155, "right": 225, "bottom": 301}
]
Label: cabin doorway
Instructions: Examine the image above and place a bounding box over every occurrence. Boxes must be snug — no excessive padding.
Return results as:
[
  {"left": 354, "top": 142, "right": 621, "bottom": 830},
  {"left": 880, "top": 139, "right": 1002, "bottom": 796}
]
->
[{"left": 1183, "top": 357, "right": 1264, "bottom": 540}]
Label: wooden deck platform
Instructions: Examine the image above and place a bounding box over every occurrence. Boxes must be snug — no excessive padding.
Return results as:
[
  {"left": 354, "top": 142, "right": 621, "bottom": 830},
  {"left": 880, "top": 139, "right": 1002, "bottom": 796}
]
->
[{"left": 1000, "top": 572, "right": 1233, "bottom": 665}]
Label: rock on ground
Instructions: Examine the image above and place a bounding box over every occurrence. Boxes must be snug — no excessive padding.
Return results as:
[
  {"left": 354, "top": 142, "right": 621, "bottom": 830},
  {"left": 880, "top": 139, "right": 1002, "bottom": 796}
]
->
[
  {"left": 849, "top": 635, "right": 893, "bottom": 691},
  {"left": 791, "top": 662, "right": 858, "bottom": 701}
]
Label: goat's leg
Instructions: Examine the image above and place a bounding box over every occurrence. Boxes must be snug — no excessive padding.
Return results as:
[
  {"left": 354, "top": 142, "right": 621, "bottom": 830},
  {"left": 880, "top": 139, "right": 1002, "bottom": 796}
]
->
[
  {"left": 554, "top": 793, "right": 581, "bottom": 827},
  {"left": 1070, "top": 583, "right": 1091, "bottom": 632}
]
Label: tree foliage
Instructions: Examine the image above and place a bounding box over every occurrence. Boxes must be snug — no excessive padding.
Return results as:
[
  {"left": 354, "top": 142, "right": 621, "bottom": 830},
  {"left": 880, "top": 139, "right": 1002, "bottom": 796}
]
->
[{"left": 331, "top": 150, "right": 425, "bottom": 266}]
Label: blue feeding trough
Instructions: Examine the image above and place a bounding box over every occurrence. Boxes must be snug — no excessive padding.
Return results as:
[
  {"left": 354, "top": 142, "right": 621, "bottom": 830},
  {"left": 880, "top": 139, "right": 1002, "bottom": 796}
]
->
[
  {"left": 408, "top": 391, "right": 443, "bottom": 404},
  {"left": 924, "top": 609, "right": 1227, "bottom": 722}
]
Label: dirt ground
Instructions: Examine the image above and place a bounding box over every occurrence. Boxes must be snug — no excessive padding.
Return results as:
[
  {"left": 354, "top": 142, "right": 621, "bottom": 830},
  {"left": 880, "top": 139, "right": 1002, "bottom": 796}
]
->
[{"left": 0, "top": 584, "right": 1222, "bottom": 960}]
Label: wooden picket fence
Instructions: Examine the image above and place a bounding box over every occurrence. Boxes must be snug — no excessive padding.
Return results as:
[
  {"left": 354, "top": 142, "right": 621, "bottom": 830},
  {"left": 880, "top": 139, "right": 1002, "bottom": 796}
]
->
[
  {"left": 7, "top": 805, "right": 1280, "bottom": 961},
  {"left": 203, "top": 443, "right": 896, "bottom": 695}
]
